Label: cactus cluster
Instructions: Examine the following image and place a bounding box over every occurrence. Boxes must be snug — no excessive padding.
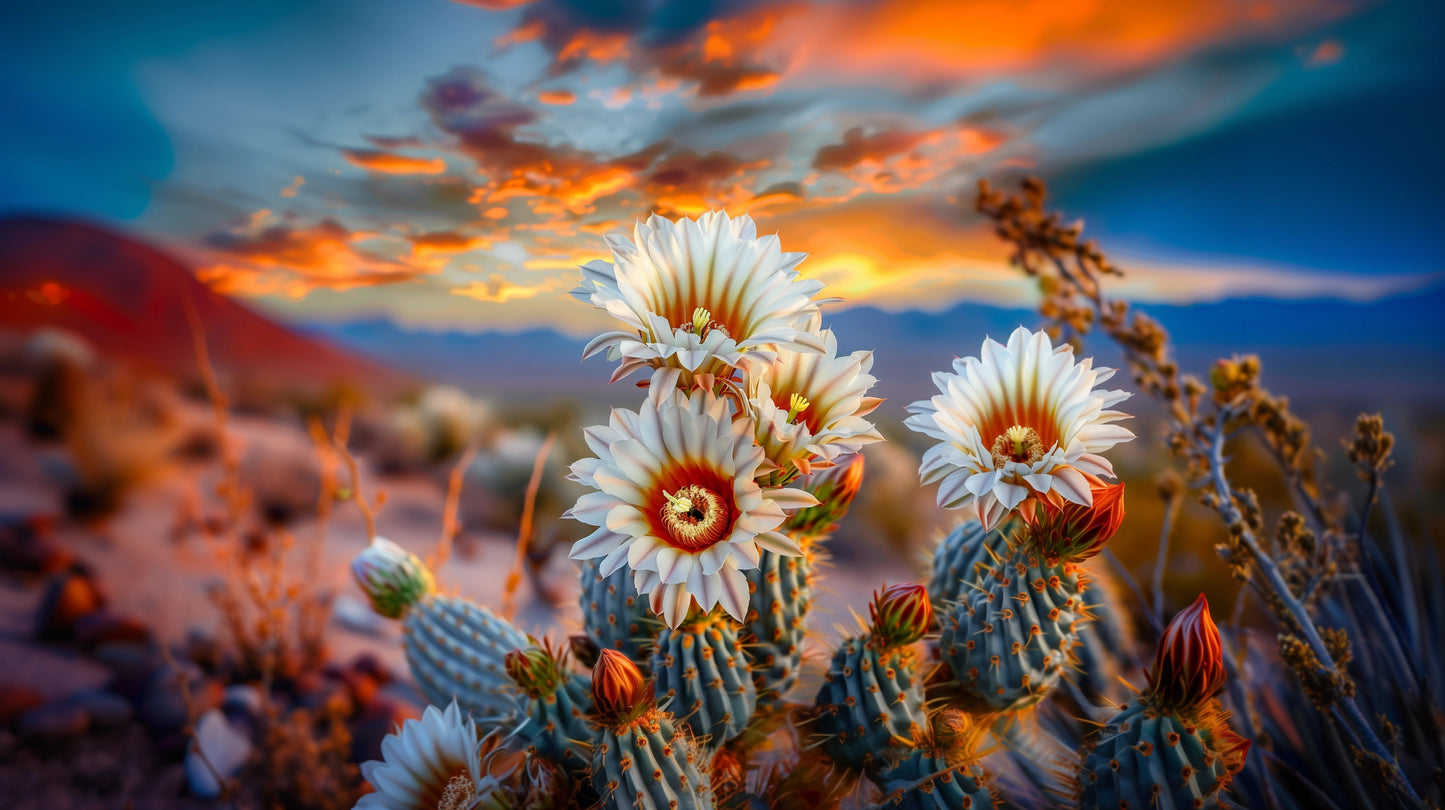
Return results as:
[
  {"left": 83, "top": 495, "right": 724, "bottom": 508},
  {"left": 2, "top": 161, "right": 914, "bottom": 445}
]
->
[{"left": 343, "top": 211, "right": 1254, "bottom": 810}]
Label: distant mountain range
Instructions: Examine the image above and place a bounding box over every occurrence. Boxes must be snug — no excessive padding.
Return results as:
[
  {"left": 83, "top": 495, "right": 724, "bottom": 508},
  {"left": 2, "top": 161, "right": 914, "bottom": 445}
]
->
[
  {"left": 305, "top": 287, "right": 1445, "bottom": 414},
  {"left": 0, "top": 217, "right": 407, "bottom": 391},
  {"left": 3, "top": 215, "right": 1439, "bottom": 412}
]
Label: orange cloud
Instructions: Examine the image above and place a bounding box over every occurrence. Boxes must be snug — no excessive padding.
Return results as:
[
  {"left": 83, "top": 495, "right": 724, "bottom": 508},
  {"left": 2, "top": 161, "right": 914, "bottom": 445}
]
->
[
  {"left": 199, "top": 219, "right": 421, "bottom": 297},
  {"left": 451, "top": 274, "right": 559, "bottom": 303},
  {"left": 537, "top": 89, "right": 576, "bottom": 105},
  {"left": 343, "top": 149, "right": 447, "bottom": 175}
]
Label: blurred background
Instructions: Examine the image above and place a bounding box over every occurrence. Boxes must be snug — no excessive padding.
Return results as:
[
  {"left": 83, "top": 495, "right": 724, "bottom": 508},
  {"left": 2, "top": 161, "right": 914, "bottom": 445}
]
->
[{"left": 0, "top": 0, "right": 1441, "bottom": 803}]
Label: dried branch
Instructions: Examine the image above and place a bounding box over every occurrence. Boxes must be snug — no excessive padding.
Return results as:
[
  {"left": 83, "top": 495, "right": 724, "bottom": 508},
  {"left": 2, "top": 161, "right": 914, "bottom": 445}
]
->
[
  {"left": 502, "top": 431, "right": 558, "bottom": 621},
  {"left": 432, "top": 437, "right": 482, "bottom": 572}
]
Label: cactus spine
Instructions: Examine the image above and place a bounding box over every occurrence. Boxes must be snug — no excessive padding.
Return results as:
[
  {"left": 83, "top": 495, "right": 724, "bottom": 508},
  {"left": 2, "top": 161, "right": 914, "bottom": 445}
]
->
[
  {"left": 591, "top": 649, "right": 712, "bottom": 810},
  {"left": 926, "top": 519, "right": 1012, "bottom": 610},
  {"left": 652, "top": 609, "right": 757, "bottom": 748}
]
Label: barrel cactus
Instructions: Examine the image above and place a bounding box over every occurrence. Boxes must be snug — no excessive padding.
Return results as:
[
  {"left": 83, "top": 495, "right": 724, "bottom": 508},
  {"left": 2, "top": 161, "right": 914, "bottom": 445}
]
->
[
  {"left": 1079, "top": 594, "right": 1250, "bottom": 809},
  {"left": 652, "top": 608, "right": 757, "bottom": 748},
  {"left": 814, "top": 583, "right": 933, "bottom": 771},
  {"left": 352, "top": 537, "right": 529, "bottom": 726},
  {"left": 591, "top": 649, "right": 712, "bottom": 810}
]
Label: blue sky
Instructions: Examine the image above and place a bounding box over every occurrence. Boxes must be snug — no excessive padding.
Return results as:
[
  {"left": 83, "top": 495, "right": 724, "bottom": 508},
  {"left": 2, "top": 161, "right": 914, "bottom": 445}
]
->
[{"left": 2, "top": 0, "right": 1442, "bottom": 340}]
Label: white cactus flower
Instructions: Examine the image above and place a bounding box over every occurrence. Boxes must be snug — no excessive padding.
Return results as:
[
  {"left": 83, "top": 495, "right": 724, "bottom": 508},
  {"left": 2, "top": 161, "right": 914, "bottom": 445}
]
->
[
  {"left": 572, "top": 210, "right": 832, "bottom": 401},
  {"left": 905, "top": 327, "right": 1134, "bottom": 530},
  {"left": 744, "top": 320, "right": 883, "bottom": 476},
  {"left": 564, "top": 390, "right": 816, "bottom": 628},
  {"left": 356, "top": 700, "right": 501, "bottom": 810}
]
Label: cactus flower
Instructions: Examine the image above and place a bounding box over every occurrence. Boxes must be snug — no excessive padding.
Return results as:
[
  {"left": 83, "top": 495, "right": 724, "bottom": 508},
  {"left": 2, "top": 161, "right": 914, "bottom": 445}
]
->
[
  {"left": 870, "top": 583, "right": 935, "bottom": 647},
  {"left": 1031, "top": 479, "right": 1125, "bottom": 562},
  {"left": 592, "top": 649, "right": 649, "bottom": 725},
  {"left": 504, "top": 643, "right": 567, "bottom": 700},
  {"left": 571, "top": 210, "right": 829, "bottom": 400},
  {"left": 1149, "top": 593, "right": 1227, "bottom": 711},
  {"left": 565, "top": 390, "right": 816, "bottom": 628},
  {"left": 351, "top": 537, "right": 434, "bottom": 619},
  {"left": 784, "top": 453, "right": 866, "bottom": 538},
  {"left": 905, "top": 327, "right": 1134, "bottom": 530},
  {"left": 356, "top": 700, "right": 501, "bottom": 810}
]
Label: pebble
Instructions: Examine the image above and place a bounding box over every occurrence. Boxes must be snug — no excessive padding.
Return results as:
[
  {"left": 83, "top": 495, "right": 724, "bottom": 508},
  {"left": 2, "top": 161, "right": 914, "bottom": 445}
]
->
[
  {"left": 331, "top": 594, "right": 386, "bottom": 637},
  {"left": 17, "top": 699, "right": 89, "bottom": 740},
  {"left": 185, "top": 708, "right": 253, "bottom": 798},
  {"left": 70, "top": 689, "right": 133, "bottom": 730},
  {"left": 34, "top": 568, "right": 105, "bottom": 640}
]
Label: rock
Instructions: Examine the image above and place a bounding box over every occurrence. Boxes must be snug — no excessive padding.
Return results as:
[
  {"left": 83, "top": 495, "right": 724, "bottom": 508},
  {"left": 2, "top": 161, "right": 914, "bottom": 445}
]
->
[
  {"left": 74, "top": 611, "right": 154, "bottom": 650},
  {"left": 34, "top": 568, "right": 105, "bottom": 640},
  {"left": 93, "top": 641, "right": 162, "bottom": 701},
  {"left": 331, "top": 594, "right": 386, "bottom": 638},
  {"left": 222, "top": 685, "right": 263, "bottom": 717},
  {"left": 185, "top": 708, "right": 253, "bottom": 798},
  {"left": 0, "top": 513, "right": 72, "bottom": 574},
  {"left": 0, "top": 685, "right": 44, "bottom": 727},
  {"left": 184, "top": 626, "right": 224, "bottom": 673},
  {"left": 17, "top": 699, "right": 89, "bottom": 740},
  {"left": 140, "top": 662, "right": 221, "bottom": 735},
  {"left": 71, "top": 689, "right": 133, "bottom": 730},
  {"left": 349, "top": 696, "right": 417, "bottom": 764}
]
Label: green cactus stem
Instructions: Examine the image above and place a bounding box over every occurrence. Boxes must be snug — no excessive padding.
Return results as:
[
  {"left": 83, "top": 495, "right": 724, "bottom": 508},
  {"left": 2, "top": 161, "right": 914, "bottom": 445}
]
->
[{"left": 652, "top": 609, "right": 757, "bottom": 748}]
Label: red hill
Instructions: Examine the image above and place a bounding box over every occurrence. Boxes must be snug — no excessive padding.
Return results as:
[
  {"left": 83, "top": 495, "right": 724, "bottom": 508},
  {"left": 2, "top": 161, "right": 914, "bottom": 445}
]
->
[{"left": 0, "top": 217, "right": 408, "bottom": 391}]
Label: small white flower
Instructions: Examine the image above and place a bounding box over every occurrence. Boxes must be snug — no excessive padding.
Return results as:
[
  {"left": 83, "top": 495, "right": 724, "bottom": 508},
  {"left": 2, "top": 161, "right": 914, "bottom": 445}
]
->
[
  {"left": 572, "top": 210, "right": 832, "bottom": 401},
  {"left": 905, "top": 327, "right": 1134, "bottom": 530},
  {"left": 564, "top": 390, "right": 816, "bottom": 628},
  {"left": 356, "top": 700, "right": 500, "bottom": 810},
  {"left": 745, "top": 320, "right": 883, "bottom": 477}
]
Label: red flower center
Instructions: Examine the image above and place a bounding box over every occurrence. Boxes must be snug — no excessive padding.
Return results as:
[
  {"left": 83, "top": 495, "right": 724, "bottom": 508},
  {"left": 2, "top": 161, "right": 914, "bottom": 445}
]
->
[{"left": 648, "top": 467, "right": 736, "bottom": 552}]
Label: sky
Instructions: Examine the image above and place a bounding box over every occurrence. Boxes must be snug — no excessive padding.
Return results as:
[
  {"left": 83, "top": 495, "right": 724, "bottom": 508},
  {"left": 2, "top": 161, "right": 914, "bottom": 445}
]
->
[{"left": 1, "top": 0, "right": 1442, "bottom": 341}]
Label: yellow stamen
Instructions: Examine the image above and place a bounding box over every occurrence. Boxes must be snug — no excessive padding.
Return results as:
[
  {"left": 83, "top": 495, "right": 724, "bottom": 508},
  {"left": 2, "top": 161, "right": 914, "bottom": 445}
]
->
[
  {"left": 691, "top": 307, "right": 712, "bottom": 335},
  {"left": 787, "top": 393, "right": 811, "bottom": 422},
  {"left": 662, "top": 489, "right": 695, "bottom": 515},
  {"left": 991, "top": 425, "right": 1045, "bottom": 468}
]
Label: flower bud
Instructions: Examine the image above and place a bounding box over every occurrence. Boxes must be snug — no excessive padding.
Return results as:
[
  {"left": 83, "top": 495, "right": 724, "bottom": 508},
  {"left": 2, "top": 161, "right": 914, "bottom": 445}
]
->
[
  {"left": 592, "top": 649, "right": 648, "bottom": 724},
  {"left": 505, "top": 643, "right": 566, "bottom": 699},
  {"left": 1148, "top": 593, "right": 1227, "bottom": 711},
  {"left": 785, "top": 453, "right": 865, "bottom": 539},
  {"left": 1031, "top": 480, "right": 1125, "bottom": 562},
  {"left": 869, "top": 582, "right": 934, "bottom": 647},
  {"left": 351, "top": 537, "right": 434, "bottom": 619},
  {"left": 930, "top": 708, "right": 982, "bottom": 757}
]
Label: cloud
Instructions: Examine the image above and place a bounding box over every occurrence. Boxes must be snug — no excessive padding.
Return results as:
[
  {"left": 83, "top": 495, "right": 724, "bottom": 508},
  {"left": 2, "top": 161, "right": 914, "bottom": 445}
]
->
[
  {"left": 343, "top": 149, "right": 448, "bottom": 175},
  {"left": 536, "top": 89, "right": 576, "bottom": 105},
  {"left": 451, "top": 273, "right": 563, "bottom": 303},
  {"left": 197, "top": 216, "right": 421, "bottom": 297}
]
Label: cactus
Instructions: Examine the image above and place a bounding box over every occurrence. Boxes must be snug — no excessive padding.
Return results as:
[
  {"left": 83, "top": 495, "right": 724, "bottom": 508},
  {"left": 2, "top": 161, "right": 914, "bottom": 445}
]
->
[
  {"left": 875, "top": 752, "right": 995, "bottom": 810},
  {"left": 404, "top": 592, "right": 531, "bottom": 726},
  {"left": 652, "top": 609, "right": 757, "bottom": 748},
  {"left": 578, "top": 557, "right": 661, "bottom": 669},
  {"left": 505, "top": 643, "right": 595, "bottom": 779},
  {"left": 936, "top": 481, "right": 1125, "bottom": 712},
  {"left": 741, "top": 546, "right": 814, "bottom": 702},
  {"left": 591, "top": 650, "right": 712, "bottom": 810},
  {"left": 937, "top": 542, "right": 1088, "bottom": 712},
  {"left": 814, "top": 584, "right": 933, "bottom": 770},
  {"left": 874, "top": 709, "right": 997, "bottom": 810},
  {"left": 352, "top": 538, "right": 531, "bottom": 726},
  {"left": 1079, "top": 595, "right": 1249, "bottom": 810}
]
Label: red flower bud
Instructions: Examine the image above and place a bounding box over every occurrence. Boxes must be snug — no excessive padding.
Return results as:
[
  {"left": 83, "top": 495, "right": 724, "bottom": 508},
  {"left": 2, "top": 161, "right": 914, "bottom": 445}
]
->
[
  {"left": 785, "top": 453, "right": 866, "bottom": 539},
  {"left": 1149, "top": 593, "right": 1227, "bottom": 711},
  {"left": 1032, "top": 480, "right": 1125, "bottom": 562},
  {"left": 870, "top": 582, "right": 934, "bottom": 647},
  {"left": 592, "top": 649, "right": 649, "bottom": 724}
]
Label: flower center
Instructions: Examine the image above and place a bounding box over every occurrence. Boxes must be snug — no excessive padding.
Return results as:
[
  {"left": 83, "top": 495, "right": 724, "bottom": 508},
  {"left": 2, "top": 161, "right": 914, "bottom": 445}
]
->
[
  {"left": 680, "top": 307, "right": 730, "bottom": 340},
  {"left": 991, "top": 425, "right": 1044, "bottom": 468},
  {"left": 437, "top": 771, "right": 475, "bottom": 810},
  {"left": 659, "top": 484, "right": 731, "bottom": 551}
]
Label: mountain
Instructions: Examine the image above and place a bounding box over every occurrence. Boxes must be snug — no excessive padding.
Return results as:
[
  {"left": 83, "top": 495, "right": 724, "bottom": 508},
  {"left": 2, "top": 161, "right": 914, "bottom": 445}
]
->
[
  {"left": 0, "top": 216, "right": 408, "bottom": 390},
  {"left": 306, "top": 286, "right": 1445, "bottom": 414}
]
